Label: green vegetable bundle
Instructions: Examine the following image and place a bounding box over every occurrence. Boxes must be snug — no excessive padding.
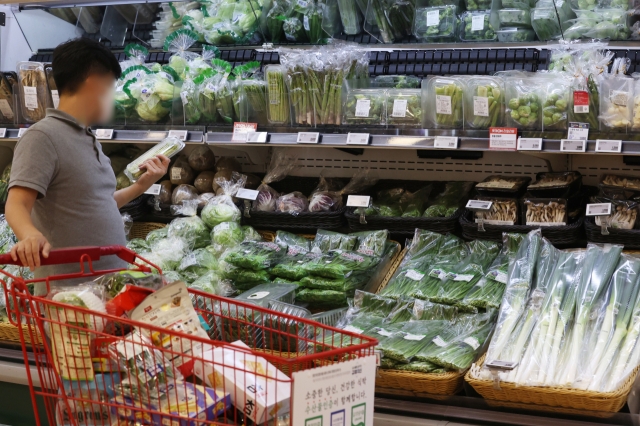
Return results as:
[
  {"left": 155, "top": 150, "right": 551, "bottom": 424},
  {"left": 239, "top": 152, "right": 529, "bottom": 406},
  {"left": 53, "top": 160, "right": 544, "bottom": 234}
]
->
[
  {"left": 465, "top": 77, "right": 503, "bottom": 129},
  {"left": 380, "top": 320, "right": 447, "bottom": 363},
  {"left": 312, "top": 230, "right": 358, "bottom": 252},
  {"left": 224, "top": 241, "right": 286, "bottom": 270},
  {"left": 505, "top": 74, "right": 542, "bottom": 129},
  {"left": 265, "top": 65, "right": 290, "bottom": 124},
  {"left": 365, "top": 0, "right": 415, "bottom": 43},
  {"left": 386, "top": 89, "right": 423, "bottom": 126},
  {"left": 427, "top": 76, "right": 464, "bottom": 129},
  {"left": 297, "top": 288, "right": 349, "bottom": 308},
  {"left": 414, "top": 5, "right": 458, "bottom": 41},
  {"left": 425, "top": 320, "right": 494, "bottom": 370},
  {"left": 460, "top": 11, "right": 496, "bottom": 41},
  {"left": 423, "top": 181, "right": 473, "bottom": 218},
  {"left": 303, "top": 250, "right": 381, "bottom": 280}
]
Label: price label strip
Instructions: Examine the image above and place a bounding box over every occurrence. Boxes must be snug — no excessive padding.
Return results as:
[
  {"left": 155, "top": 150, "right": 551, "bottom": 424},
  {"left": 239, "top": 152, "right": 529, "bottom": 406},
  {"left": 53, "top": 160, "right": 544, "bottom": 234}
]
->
[
  {"left": 236, "top": 188, "right": 260, "bottom": 201},
  {"left": 517, "top": 137, "right": 542, "bottom": 151},
  {"left": 231, "top": 122, "right": 258, "bottom": 142},
  {"left": 595, "top": 139, "right": 622, "bottom": 153},
  {"left": 346, "top": 133, "right": 370, "bottom": 145},
  {"left": 466, "top": 200, "right": 492, "bottom": 210},
  {"left": 567, "top": 122, "right": 589, "bottom": 141},
  {"left": 489, "top": 127, "right": 518, "bottom": 150},
  {"left": 245, "top": 132, "right": 268, "bottom": 143},
  {"left": 486, "top": 360, "right": 519, "bottom": 371},
  {"left": 95, "top": 128, "right": 114, "bottom": 140},
  {"left": 346, "top": 195, "right": 371, "bottom": 208},
  {"left": 168, "top": 130, "right": 188, "bottom": 141},
  {"left": 561, "top": 139, "right": 586, "bottom": 153},
  {"left": 296, "top": 132, "right": 320, "bottom": 144},
  {"left": 433, "top": 136, "right": 458, "bottom": 149}
]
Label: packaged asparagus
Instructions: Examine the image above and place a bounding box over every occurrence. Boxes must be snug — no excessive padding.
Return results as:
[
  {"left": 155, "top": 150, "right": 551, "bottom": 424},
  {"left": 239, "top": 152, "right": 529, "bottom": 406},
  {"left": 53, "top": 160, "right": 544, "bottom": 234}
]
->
[
  {"left": 505, "top": 73, "right": 542, "bottom": 130},
  {"left": 386, "top": 89, "right": 422, "bottom": 127},
  {"left": 464, "top": 76, "right": 503, "bottom": 129},
  {"left": 265, "top": 65, "right": 290, "bottom": 125},
  {"left": 475, "top": 175, "right": 530, "bottom": 197},
  {"left": 474, "top": 197, "right": 519, "bottom": 226},
  {"left": 425, "top": 76, "right": 464, "bottom": 129},
  {"left": 523, "top": 198, "right": 568, "bottom": 226},
  {"left": 414, "top": 4, "right": 459, "bottom": 42}
]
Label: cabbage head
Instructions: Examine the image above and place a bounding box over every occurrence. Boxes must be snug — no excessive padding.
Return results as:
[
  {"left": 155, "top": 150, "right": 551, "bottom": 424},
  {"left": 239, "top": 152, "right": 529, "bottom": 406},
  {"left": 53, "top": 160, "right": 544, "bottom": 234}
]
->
[
  {"left": 189, "top": 271, "right": 235, "bottom": 296},
  {"left": 211, "top": 222, "right": 244, "bottom": 248},
  {"left": 136, "top": 100, "right": 170, "bottom": 122},
  {"left": 242, "top": 226, "right": 262, "bottom": 242},
  {"left": 145, "top": 227, "right": 168, "bottom": 246},
  {"left": 168, "top": 216, "right": 210, "bottom": 249},
  {"left": 201, "top": 200, "right": 241, "bottom": 227}
]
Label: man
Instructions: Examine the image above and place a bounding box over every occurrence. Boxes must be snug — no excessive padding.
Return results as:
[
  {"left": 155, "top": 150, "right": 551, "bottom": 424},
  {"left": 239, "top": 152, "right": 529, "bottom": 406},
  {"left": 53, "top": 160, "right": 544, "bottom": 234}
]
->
[{"left": 6, "top": 38, "right": 169, "bottom": 279}]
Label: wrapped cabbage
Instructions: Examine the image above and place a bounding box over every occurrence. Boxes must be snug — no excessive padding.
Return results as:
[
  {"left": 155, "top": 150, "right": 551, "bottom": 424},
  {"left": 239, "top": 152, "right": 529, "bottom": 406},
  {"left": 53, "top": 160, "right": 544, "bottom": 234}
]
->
[
  {"left": 177, "top": 248, "right": 218, "bottom": 281},
  {"left": 210, "top": 221, "right": 245, "bottom": 250},
  {"left": 171, "top": 184, "right": 199, "bottom": 205},
  {"left": 276, "top": 192, "right": 309, "bottom": 214},
  {"left": 197, "top": 192, "right": 216, "bottom": 209},
  {"left": 187, "top": 146, "right": 216, "bottom": 171},
  {"left": 252, "top": 152, "right": 297, "bottom": 212},
  {"left": 312, "top": 230, "right": 358, "bottom": 253},
  {"left": 145, "top": 227, "right": 168, "bottom": 246},
  {"left": 201, "top": 172, "right": 246, "bottom": 227},
  {"left": 189, "top": 271, "right": 235, "bottom": 296},
  {"left": 167, "top": 216, "right": 210, "bottom": 249},
  {"left": 242, "top": 226, "right": 262, "bottom": 242},
  {"left": 212, "top": 170, "right": 233, "bottom": 192},
  {"left": 126, "top": 238, "right": 149, "bottom": 254}
]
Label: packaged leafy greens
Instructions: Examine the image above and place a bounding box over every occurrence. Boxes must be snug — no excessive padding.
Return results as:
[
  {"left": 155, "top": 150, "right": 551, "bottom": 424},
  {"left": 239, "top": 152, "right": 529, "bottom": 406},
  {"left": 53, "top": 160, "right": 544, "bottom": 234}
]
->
[
  {"left": 414, "top": 5, "right": 459, "bottom": 41},
  {"left": 177, "top": 248, "right": 218, "bottom": 282},
  {"left": 312, "top": 230, "right": 358, "bottom": 252},
  {"left": 459, "top": 11, "right": 497, "bottom": 42},
  {"left": 423, "top": 181, "right": 473, "bottom": 218},
  {"left": 425, "top": 318, "right": 495, "bottom": 370},
  {"left": 599, "top": 58, "right": 633, "bottom": 130},
  {"left": 224, "top": 241, "right": 286, "bottom": 271},
  {"left": 352, "top": 229, "right": 389, "bottom": 257},
  {"left": 303, "top": 250, "right": 381, "bottom": 279},
  {"left": 210, "top": 221, "right": 245, "bottom": 254},
  {"left": 344, "top": 88, "right": 386, "bottom": 125},
  {"left": 380, "top": 320, "right": 448, "bottom": 363},
  {"left": 275, "top": 230, "right": 311, "bottom": 255},
  {"left": 363, "top": 0, "right": 415, "bottom": 43},
  {"left": 167, "top": 216, "right": 209, "bottom": 249},
  {"left": 386, "top": 89, "right": 422, "bottom": 127}
]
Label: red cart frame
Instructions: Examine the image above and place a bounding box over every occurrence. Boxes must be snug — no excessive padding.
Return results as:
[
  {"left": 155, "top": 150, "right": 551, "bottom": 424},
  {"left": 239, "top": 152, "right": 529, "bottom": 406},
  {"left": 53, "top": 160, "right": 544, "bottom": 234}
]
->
[{"left": 1, "top": 246, "right": 377, "bottom": 426}]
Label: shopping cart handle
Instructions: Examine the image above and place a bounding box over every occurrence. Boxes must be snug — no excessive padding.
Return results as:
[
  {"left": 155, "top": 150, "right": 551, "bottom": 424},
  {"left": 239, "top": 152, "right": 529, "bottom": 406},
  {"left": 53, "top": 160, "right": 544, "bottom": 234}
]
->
[{"left": 0, "top": 245, "right": 138, "bottom": 267}]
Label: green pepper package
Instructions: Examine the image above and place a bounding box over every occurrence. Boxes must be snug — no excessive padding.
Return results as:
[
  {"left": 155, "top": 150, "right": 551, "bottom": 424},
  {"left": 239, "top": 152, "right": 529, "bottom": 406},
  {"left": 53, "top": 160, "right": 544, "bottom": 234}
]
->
[
  {"left": 505, "top": 73, "right": 542, "bottom": 129},
  {"left": 464, "top": 76, "right": 503, "bottom": 129},
  {"left": 425, "top": 76, "right": 464, "bottom": 129},
  {"left": 224, "top": 241, "right": 286, "bottom": 271},
  {"left": 541, "top": 73, "right": 572, "bottom": 131}
]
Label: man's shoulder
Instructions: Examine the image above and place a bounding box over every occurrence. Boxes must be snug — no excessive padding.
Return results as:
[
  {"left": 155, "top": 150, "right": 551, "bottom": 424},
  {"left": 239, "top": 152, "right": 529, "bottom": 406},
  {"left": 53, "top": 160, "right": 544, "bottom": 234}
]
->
[{"left": 17, "top": 117, "right": 64, "bottom": 146}]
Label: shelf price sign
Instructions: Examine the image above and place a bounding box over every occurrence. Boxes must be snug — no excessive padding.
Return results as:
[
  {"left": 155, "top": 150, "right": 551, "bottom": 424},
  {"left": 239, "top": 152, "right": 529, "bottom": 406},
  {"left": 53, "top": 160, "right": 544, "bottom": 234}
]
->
[
  {"left": 17, "top": 128, "right": 28, "bottom": 138},
  {"left": 236, "top": 188, "right": 260, "bottom": 201},
  {"left": 347, "top": 133, "right": 370, "bottom": 145},
  {"left": 586, "top": 203, "right": 612, "bottom": 217},
  {"left": 246, "top": 132, "right": 268, "bottom": 143},
  {"left": 346, "top": 195, "right": 371, "bottom": 208},
  {"left": 168, "top": 130, "right": 188, "bottom": 141},
  {"left": 144, "top": 184, "right": 161, "bottom": 195},
  {"left": 95, "top": 128, "right": 114, "bottom": 140},
  {"left": 567, "top": 122, "right": 589, "bottom": 141},
  {"left": 231, "top": 122, "right": 258, "bottom": 142},
  {"left": 517, "top": 137, "right": 543, "bottom": 151},
  {"left": 0, "top": 129, "right": 6, "bottom": 138},
  {"left": 561, "top": 139, "right": 586, "bottom": 153},
  {"left": 489, "top": 127, "right": 517, "bottom": 150},
  {"left": 466, "top": 200, "right": 492, "bottom": 210},
  {"left": 595, "top": 139, "right": 622, "bottom": 153},
  {"left": 297, "top": 132, "right": 320, "bottom": 144},
  {"left": 433, "top": 136, "right": 458, "bottom": 149}
]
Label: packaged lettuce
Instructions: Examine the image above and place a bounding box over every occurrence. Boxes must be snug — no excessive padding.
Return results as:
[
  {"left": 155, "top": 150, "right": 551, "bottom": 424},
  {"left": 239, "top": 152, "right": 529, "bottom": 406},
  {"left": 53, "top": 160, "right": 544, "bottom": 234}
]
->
[
  {"left": 167, "top": 216, "right": 210, "bottom": 249},
  {"left": 177, "top": 248, "right": 218, "bottom": 282},
  {"left": 224, "top": 241, "right": 286, "bottom": 270},
  {"left": 210, "top": 222, "right": 245, "bottom": 251},
  {"left": 201, "top": 172, "right": 246, "bottom": 227},
  {"left": 189, "top": 271, "right": 235, "bottom": 296}
]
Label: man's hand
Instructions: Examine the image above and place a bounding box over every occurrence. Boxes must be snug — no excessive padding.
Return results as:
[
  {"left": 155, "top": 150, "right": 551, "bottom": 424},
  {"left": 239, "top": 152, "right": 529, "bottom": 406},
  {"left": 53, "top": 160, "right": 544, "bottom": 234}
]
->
[
  {"left": 134, "top": 154, "right": 170, "bottom": 190},
  {"left": 10, "top": 233, "right": 51, "bottom": 271}
]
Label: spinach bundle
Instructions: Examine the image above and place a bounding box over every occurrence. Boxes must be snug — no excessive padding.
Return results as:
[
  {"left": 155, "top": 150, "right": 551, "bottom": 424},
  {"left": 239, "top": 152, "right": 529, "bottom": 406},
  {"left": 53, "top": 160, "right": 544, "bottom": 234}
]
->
[
  {"left": 303, "top": 250, "right": 381, "bottom": 280},
  {"left": 312, "top": 230, "right": 358, "bottom": 252},
  {"left": 224, "top": 241, "right": 286, "bottom": 270}
]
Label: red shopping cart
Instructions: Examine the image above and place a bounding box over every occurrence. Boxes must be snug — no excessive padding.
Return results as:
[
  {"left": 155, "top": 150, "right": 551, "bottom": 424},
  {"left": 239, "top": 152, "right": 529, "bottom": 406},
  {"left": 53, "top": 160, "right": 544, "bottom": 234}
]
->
[{"left": 1, "top": 246, "right": 378, "bottom": 426}]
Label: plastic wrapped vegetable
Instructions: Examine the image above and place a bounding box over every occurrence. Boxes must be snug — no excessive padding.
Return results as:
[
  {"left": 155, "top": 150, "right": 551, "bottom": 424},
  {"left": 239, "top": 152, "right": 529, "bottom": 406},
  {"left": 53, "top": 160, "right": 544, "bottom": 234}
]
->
[
  {"left": 210, "top": 221, "right": 245, "bottom": 252},
  {"left": 464, "top": 76, "right": 503, "bottom": 129},
  {"left": 498, "top": 8, "right": 531, "bottom": 27},
  {"left": 312, "top": 230, "right": 358, "bottom": 253},
  {"left": 541, "top": 74, "right": 572, "bottom": 131},
  {"left": 386, "top": 89, "right": 422, "bottom": 127},
  {"left": 459, "top": 11, "right": 496, "bottom": 41},
  {"left": 364, "top": 0, "right": 415, "bottom": 43},
  {"left": 276, "top": 191, "right": 309, "bottom": 214},
  {"left": 344, "top": 88, "right": 386, "bottom": 125},
  {"left": 167, "top": 216, "right": 210, "bottom": 249},
  {"left": 308, "top": 169, "right": 378, "bottom": 212},
  {"left": 124, "top": 137, "right": 185, "bottom": 182},
  {"left": 188, "top": 146, "right": 216, "bottom": 172},
  {"left": 423, "top": 181, "right": 473, "bottom": 218},
  {"left": 265, "top": 65, "right": 290, "bottom": 125},
  {"left": 505, "top": 73, "right": 542, "bottom": 129},
  {"left": 600, "top": 58, "right": 633, "bottom": 130},
  {"left": 303, "top": 250, "right": 381, "bottom": 280},
  {"left": 171, "top": 184, "right": 199, "bottom": 206},
  {"left": 497, "top": 27, "right": 535, "bottom": 41},
  {"left": 201, "top": 172, "right": 246, "bottom": 227},
  {"left": 123, "top": 71, "right": 177, "bottom": 123},
  {"left": 372, "top": 75, "right": 421, "bottom": 89},
  {"left": 0, "top": 164, "right": 10, "bottom": 203},
  {"left": 426, "top": 76, "right": 464, "bottom": 129},
  {"left": 414, "top": 5, "right": 459, "bottom": 41},
  {"left": 224, "top": 241, "right": 286, "bottom": 270},
  {"left": 252, "top": 152, "right": 298, "bottom": 212}
]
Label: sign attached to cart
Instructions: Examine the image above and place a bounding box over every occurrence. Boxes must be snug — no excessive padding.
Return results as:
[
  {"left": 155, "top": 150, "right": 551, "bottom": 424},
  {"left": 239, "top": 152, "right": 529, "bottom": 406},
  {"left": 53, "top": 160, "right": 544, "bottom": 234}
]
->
[
  {"left": 292, "top": 355, "right": 376, "bottom": 426},
  {"left": 489, "top": 127, "right": 517, "bottom": 150}
]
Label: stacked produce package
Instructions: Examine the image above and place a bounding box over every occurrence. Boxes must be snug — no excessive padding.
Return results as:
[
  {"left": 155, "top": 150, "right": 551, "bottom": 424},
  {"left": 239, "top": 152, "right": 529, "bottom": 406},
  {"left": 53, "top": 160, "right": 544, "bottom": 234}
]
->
[{"left": 591, "top": 173, "right": 640, "bottom": 231}]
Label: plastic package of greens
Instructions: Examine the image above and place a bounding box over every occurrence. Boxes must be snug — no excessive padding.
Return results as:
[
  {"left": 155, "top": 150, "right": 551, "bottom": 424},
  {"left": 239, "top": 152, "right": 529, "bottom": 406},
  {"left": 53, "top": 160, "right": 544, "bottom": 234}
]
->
[
  {"left": 337, "top": 0, "right": 363, "bottom": 34},
  {"left": 303, "top": 250, "right": 381, "bottom": 279},
  {"left": 414, "top": 5, "right": 459, "bottom": 41},
  {"left": 225, "top": 241, "right": 286, "bottom": 270},
  {"left": 167, "top": 216, "right": 210, "bottom": 249},
  {"left": 541, "top": 74, "right": 572, "bottom": 131},
  {"left": 237, "top": 62, "right": 267, "bottom": 125},
  {"left": 505, "top": 73, "right": 542, "bottom": 130},
  {"left": 124, "top": 137, "right": 185, "bottom": 182},
  {"left": 344, "top": 88, "right": 386, "bottom": 125},
  {"left": 496, "top": 27, "right": 535, "bottom": 41},
  {"left": 123, "top": 71, "right": 176, "bottom": 123},
  {"left": 425, "top": 76, "right": 464, "bottom": 129},
  {"left": 210, "top": 221, "right": 245, "bottom": 253},
  {"left": 582, "top": 9, "right": 630, "bottom": 40},
  {"left": 459, "top": 11, "right": 497, "bottom": 42},
  {"left": 531, "top": 8, "right": 563, "bottom": 41},
  {"left": 265, "top": 65, "right": 290, "bottom": 125},
  {"left": 352, "top": 230, "right": 389, "bottom": 257},
  {"left": 312, "top": 230, "right": 358, "bottom": 252},
  {"left": 498, "top": 8, "right": 531, "bottom": 27},
  {"left": 252, "top": 152, "right": 298, "bottom": 212},
  {"left": 372, "top": 75, "right": 421, "bottom": 89},
  {"left": 180, "top": 78, "right": 201, "bottom": 124},
  {"left": 236, "top": 282, "right": 298, "bottom": 307},
  {"left": 177, "top": 248, "right": 218, "bottom": 282},
  {"left": 0, "top": 74, "right": 15, "bottom": 124},
  {"left": 426, "top": 319, "right": 495, "bottom": 370},
  {"left": 423, "top": 181, "right": 474, "bottom": 218},
  {"left": 464, "top": 76, "right": 503, "bottom": 129},
  {"left": 386, "top": 89, "right": 422, "bottom": 127},
  {"left": 600, "top": 58, "right": 633, "bottom": 131},
  {"left": 364, "top": 0, "right": 415, "bottom": 43},
  {"left": 275, "top": 230, "right": 311, "bottom": 254},
  {"left": 381, "top": 320, "right": 449, "bottom": 363},
  {"left": 465, "top": 0, "right": 492, "bottom": 9}
]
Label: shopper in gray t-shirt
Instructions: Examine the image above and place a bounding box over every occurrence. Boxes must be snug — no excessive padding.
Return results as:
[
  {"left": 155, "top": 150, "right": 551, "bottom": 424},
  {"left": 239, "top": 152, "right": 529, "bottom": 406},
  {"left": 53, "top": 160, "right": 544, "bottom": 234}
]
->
[{"left": 6, "top": 38, "right": 169, "bottom": 278}]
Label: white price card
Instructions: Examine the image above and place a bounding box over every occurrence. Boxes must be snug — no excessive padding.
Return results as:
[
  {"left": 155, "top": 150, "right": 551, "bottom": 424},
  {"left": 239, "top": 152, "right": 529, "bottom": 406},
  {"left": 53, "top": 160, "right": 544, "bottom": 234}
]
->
[
  {"left": 489, "top": 127, "right": 517, "bottom": 150},
  {"left": 231, "top": 122, "right": 258, "bottom": 142},
  {"left": 17, "top": 128, "right": 28, "bottom": 138},
  {"left": 297, "top": 132, "right": 320, "bottom": 144},
  {"left": 561, "top": 139, "right": 586, "bottom": 153},
  {"left": 355, "top": 99, "right": 371, "bottom": 117},
  {"left": 596, "top": 139, "right": 622, "bottom": 153},
  {"left": 391, "top": 99, "right": 407, "bottom": 117},
  {"left": 144, "top": 184, "right": 161, "bottom": 195},
  {"left": 95, "top": 128, "right": 114, "bottom": 139},
  {"left": 586, "top": 203, "right": 612, "bottom": 216},
  {"left": 346, "top": 195, "right": 371, "bottom": 208},
  {"left": 471, "top": 14, "right": 485, "bottom": 31},
  {"left": 0, "top": 129, "right": 6, "bottom": 138},
  {"left": 245, "top": 131, "right": 267, "bottom": 143},
  {"left": 466, "top": 200, "right": 492, "bottom": 210},
  {"left": 236, "top": 188, "right": 260, "bottom": 201},
  {"left": 347, "top": 133, "right": 370, "bottom": 145},
  {"left": 292, "top": 356, "right": 376, "bottom": 426},
  {"left": 168, "top": 130, "right": 188, "bottom": 141},
  {"left": 567, "top": 122, "right": 589, "bottom": 141},
  {"left": 433, "top": 136, "right": 458, "bottom": 149},
  {"left": 518, "top": 137, "right": 543, "bottom": 151},
  {"left": 486, "top": 360, "right": 519, "bottom": 371},
  {"left": 426, "top": 9, "right": 439, "bottom": 26}
]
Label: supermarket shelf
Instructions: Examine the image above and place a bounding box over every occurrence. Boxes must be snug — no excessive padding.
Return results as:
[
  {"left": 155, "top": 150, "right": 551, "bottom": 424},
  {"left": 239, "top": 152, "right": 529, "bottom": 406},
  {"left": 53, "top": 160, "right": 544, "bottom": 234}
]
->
[{"left": 0, "top": 128, "right": 205, "bottom": 144}]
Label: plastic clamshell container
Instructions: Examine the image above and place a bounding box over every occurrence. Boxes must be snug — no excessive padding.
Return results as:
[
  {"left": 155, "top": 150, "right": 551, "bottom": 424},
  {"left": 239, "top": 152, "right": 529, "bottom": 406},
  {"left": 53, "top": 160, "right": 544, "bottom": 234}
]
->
[
  {"left": 498, "top": 8, "right": 532, "bottom": 27},
  {"left": 505, "top": 75, "right": 542, "bottom": 130},
  {"left": 496, "top": 27, "right": 536, "bottom": 41},
  {"left": 344, "top": 88, "right": 387, "bottom": 125},
  {"left": 385, "top": 89, "right": 422, "bottom": 127},
  {"left": 414, "top": 5, "right": 459, "bottom": 41},
  {"left": 464, "top": 76, "right": 504, "bottom": 129},
  {"left": 16, "top": 61, "right": 49, "bottom": 124},
  {"left": 425, "top": 76, "right": 464, "bottom": 129},
  {"left": 459, "top": 11, "right": 497, "bottom": 41},
  {"left": 531, "top": 7, "right": 564, "bottom": 40},
  {"left": 522, "top": 198, "right": 568, "bottom": 226},
  {"left": 235, "top": 283, "right": 298, "bottom": 307},
  {"left": 124, "top": 137, "right": 185, "bottom": 182},
  {"left": 474, "top": 197, "right": 520, "bottom": 226}
]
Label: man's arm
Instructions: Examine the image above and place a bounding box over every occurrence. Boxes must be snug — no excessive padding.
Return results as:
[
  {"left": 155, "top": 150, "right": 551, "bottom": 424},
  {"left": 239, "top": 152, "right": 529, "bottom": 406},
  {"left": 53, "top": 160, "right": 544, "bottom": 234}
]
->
[
  {"left": 6, "top": 186, "right": 51, "bottom": 270},
  {"left": 114, "top": 155, "right": 170, "bottom": 208}
]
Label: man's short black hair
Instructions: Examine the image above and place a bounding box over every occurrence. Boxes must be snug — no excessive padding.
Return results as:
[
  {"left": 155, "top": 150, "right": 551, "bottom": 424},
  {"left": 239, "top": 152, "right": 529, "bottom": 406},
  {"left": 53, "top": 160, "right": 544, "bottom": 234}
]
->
[{"left": 52, "top": 38, "right": 121, "bottom": 95}]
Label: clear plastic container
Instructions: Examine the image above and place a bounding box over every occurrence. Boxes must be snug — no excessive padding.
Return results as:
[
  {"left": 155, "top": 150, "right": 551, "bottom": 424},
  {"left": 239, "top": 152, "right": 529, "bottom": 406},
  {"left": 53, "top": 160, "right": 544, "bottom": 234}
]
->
[
  {"left": 236, "top": 283, "right": 298, "bottom": 307},
  {"left": 425, "top": 76, "right": 464, "bottom": 129},
  {"left": 498, "top": 8, "right": 531, "bottom": 27},
  {"left": 414, "top": 5, "right": 459, "bottom": 41},
  {"left": 344, "top": 88, "right": 387, "bottom": 125},
  {"left": 16, "top": 62, "right": 49, "bottom": 124},
  {"left": 501, "top": 0, "right": 530, "bottom": 8},
  {"left": 496, "top": 27, "right": 535, "bottom": 41},
  {"left": 124, "top": 137, "right": 185, "bottom": 182},
  {"left": 386, "top": 89, "right": 422, "bottom": 127},
  {"left": 265, "top": 65, "right": 290, "bottom": 125},
  {"left": 465, "top": 0, "right": 493, "bottom": 10},
  {"left": 505, "top": 74, "right": 542, "bottom": 129},
  {"left": 459, "top": 11, "right": 497, "bottom": 41},
  {"left": 531, "top": 8, "right": 563, "bottom": 40},
  {"left": 523, "top": 198, "right": 568, "bottom": 226},
  {"left": 464, "top": 76, "right": 503, "bottom": 129},
  {"left": 541, "top": 76, "right": 572, "bottom": 131}
]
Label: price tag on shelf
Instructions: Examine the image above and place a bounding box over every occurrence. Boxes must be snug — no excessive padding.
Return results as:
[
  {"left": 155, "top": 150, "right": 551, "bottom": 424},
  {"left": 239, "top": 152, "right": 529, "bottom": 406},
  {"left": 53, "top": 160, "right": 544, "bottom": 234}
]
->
[
  {"left": 489, "top": 127, "right": 518, "bottom": 150},
  {"left": 95, "top": 128, "right": 114, "bottom": 140},
  {"left": 168, "top": 130, "right": 188, "bottom": 141},
  {"left": 466, "top": 200, "right": 492, "bottom": 210},
  {"left": 433, "top": 136, "right": 458, "bottom": 149},
  {"left": 17, "top": 128, "right": 27, "bottom": 138},
  {"left": 517, "top": 137, "right": 543, "bottom": 151},
  {"left": 231, "top": 122, "right": 258, "bottom": 142},
  {"left": 567, "top": 122, "right": 589, "bottom": 141},
  {"left": 595, "top": 139, "right": 622, "bottom": 153},
  {"left": 296, "top": 132, "right": 320, "bottom": 144},
  {"left": 236, "top": 188, "right": 260, "bottom": 201},
  {"left": 561, "top": 139, "right": 586, "bottom": 153},
  {"left": 586, "top": 203, "right": 612, "bottom": 217},
  {"left": 245, "top": 132, "right": 268, "bottom": 143},
  {"left": 346, "top": 195, "right": 371, "bottom": 208},
  {"left": 346, "top": 133, "right": 370, "bottom": 145},
  {"left": 0, "top": 129, "right": 6, "bottom": 138},
  {"left": 144, "top": 184, "right": 161, "bottom": 196}
]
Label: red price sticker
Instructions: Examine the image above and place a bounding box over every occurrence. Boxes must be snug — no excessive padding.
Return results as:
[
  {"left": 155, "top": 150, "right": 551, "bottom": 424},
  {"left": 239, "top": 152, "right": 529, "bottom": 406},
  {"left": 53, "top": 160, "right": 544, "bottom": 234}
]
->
[
  {"left": 231, "top": 122, "right": 258, "bottom": 142},
  {"left": 573, "top": 91, "right": 589, "bottom": 114},
  {"left": 489, "top": 127, "right": 518, "bottom": 150}
]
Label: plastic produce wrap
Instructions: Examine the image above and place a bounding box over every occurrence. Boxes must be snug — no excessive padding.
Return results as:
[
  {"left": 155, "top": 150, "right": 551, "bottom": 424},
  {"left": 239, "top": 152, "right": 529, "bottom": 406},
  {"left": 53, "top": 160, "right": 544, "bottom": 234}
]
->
[
  {"left": 344, "top": 88, "right": 386, "bottom": 125},
  {"left": 201, "top": 172, "right": 246, "bottom": 227},
  {"left": 541, "top": 73, "right": 572, "bottom": 130},
  {"left": 414, "top": 5, "right": 459, "bottom": 41},
  {"left": 459, "top": 11, "right": 497, "bottom": 41},
  {"left": 372, "top": 75, "right": 421, "bottom": 89},
  {"left": 600, "top": 58, "right": 633, "bottom": 130},
  {"left": 303, "top": 250, "right": 381, "bottom": 280},
  {"left": 252, "top": 152, "right": 298, "bottom": 212},
  {"left": 265, "top": 65, "right": 290, "bottom": 125},
  {"left": 591, "top": 196, "right": 639, "bottom": 229},
  {"left": 200, "top": 0, "right": 260, "bottom": 45},
  {"left": 464, "top": 76, "right": 503, "bottom": 129},
  {"left": 17, "top": 62, "right": 49, "bottom": 123},
  {"left": 124, "top": 137, "right": 185, "bottom": 183},
  {"left": 380, "top": 320, "right": 449, "bottom": 363},
  {"left": 236, "top": 62, "right": 267, "bottom": 124},
  {"left": 163, "top": 29, "right": 202, "bottom": 80},
  {"left": 426, "top": 76, "right": 464, "bottom": 129},
  {"left": 225, "top": 241, "right": 286, "bottom": 271},
  {"left": 210, "top": 221, "right": 245, "bottom": 255},
  {"left": 312, "top": 230, "right": 358, "bottom": 252},
  {"left": 167, "top": 216, "right": 210, "bottom": 249},
  {"left": 364, "top": 0, "right": 415, "bottom": 43},
  {"left": 123, "top": 71, "right": 177, "bottom": 123},
  {"left": 308, "top": 169, "right": 378, "bottom": 212},
  {"left": 423, "top": 181, "right": 473, "bottom": 218},
  {"left": 498, "top": 8, "right": 531, "bottom": 27},
  {"left": 425, "top": 318, "right": 495, "bottom": 370},
  {"left": 177, "top": 248, "right": 218, "bottom": 282},
  {"left": 188, "top": 146, "right": 216, "bottom": 172},
  {"left": 0, "top": 74, "right": 15, "bottom": 124},
  {"left": 505, "top": 73, "right": 542, "bottom": 129},
  {"left": 276, "top": 191, "right": 309, "bottom": 214},
  {"left": 386, "top": 89, "right": 422, "bottom": 127},
  {"left": 171, "top": 184, "right": 199, "bottom": 206},
  {"left": 497, "top": 27, "right": 535, "bottom": 41}
]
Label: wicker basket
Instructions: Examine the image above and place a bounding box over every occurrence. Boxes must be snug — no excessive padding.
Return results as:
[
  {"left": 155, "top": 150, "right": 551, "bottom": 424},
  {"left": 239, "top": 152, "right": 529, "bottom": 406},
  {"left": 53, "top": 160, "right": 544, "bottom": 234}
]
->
[
  {"left": 0, "top": 323, "right": 43, "bottom": 346},
  {"left": 376, "top": 369, "right": 466, "bottom": 395},
  {"left": 483, "top": 399, "right": 619, "bottom": 419},
  {"left": 585, "top": 217, "right": 640, "bottom": 249},
  {"left": 465, "top": 354, "right": 638, "bottom": 413},
  {"left": 129, "top": 222, "right": 167, "bottom": 240},
  {"left": 345, "top": 208, "right": 462, "bottom": 235},
  {"left": 460, "top": 210, "right": 584, "bottom": 246}
]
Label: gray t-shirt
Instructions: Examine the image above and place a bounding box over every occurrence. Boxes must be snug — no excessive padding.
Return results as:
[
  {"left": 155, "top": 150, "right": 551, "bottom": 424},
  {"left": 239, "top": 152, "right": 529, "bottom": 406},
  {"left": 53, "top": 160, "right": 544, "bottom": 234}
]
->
[{"left": 9, "top": 109, "right": 127, "bottom": 281}]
